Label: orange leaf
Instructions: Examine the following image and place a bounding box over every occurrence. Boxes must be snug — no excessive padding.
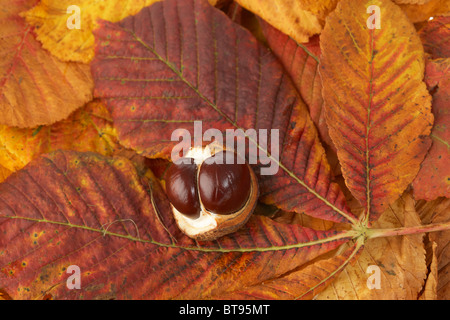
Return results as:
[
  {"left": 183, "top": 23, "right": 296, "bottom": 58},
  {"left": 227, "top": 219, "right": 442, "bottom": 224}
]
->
[
  {"left": 0, "top": 165, "right": 11, "bottom": 183},
  {"left": 0, "top": 0, "right": 93, "bottom": 128},
  {"left": 320, "top": 0, "right": 433, "bottom": 222},
  {"left": 398, "top": 0, "right": 450, "bottom": 23}
]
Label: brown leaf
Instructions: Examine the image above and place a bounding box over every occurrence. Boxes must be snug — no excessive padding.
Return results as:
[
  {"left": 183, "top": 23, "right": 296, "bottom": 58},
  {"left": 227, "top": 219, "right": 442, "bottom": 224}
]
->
[
  {"left": 317, "top": 193, "right": 428, "bottom": 299},
  {"left": 419, "top": 240, "right": 438, "bottom": 300},
  {"left": 416, "top": 198, "right": 450, "bottom": 299}
]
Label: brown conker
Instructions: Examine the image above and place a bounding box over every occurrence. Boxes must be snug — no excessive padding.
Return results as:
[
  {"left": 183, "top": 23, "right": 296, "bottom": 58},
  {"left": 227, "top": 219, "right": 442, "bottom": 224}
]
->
[{"left": 164, "top": 145, "right": 258, "bottom": 241}]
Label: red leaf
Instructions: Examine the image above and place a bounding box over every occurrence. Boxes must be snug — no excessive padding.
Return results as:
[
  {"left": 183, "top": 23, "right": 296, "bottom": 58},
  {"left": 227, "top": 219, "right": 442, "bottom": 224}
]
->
[
  {"left": 91, "top": 0, "right": 357, "bottom": 224},
  {"left": 0, "top": 151, "right": 352, "bottom": 299}
]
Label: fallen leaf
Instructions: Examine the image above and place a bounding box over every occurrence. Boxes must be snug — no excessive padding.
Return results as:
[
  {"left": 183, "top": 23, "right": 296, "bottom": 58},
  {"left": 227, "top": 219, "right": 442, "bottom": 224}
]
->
[
  {"left": 23, "top": 0, "right": 163, "bottom": 63},
  {"left": 0, "top": 165, "right": 12, "bottom": 183},
  {"left": 216, "top": 239, "right": 363, "bottom": 299},
  {"left": 260, "top": 22, "right": 334, "bottom": 149},
  {"left": 0, "top": 0, "right": 93, "bottom": 128},
  {"left": 412, "top": 58, "right": 450, "bottom": 200},
  {"left": 316, "top": 193, "right": 428, "bottom": 299},
  {"left": 419, "top": 240, "right": 438, "bottom": 300},
  {"left": 23, "top": 0, "right": 230, "bottom": 64},
  {"left": 320, "top": 0, "right": 433, "bottom": 222},
  {"left": 234, "top": 0, "right": 339, "bottom": 43},
  {"left": 0, "top": 100, "right": 121, "bottom": 173},
  {"left": 0, "top": 150, "right": 352, "bottom": 299},
  {"left": 91, "top": 0, "right": 357, "bottom": 224},
  {"left": 398, "top": 0, "right": 450, "bottom": 23},
  {"left": 419, "top": 16, "right": 450, "bottom": 59},
  {"left": 416, "top": 197, "right": 450, "bottom": 299},
  {"left": 393, "top": 0, "right": 433, "bottom": 4}
]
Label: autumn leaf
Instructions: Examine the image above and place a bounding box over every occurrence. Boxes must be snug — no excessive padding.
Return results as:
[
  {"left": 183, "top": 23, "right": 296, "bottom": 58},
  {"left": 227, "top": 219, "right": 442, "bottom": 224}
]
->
[
  {"left": 0, "top": 0, "right": 93, "bottom": 128},
  {"left": 317, "top": 193, "right": 427, "bottom": 299},
  {"left": 397, "top": 0, "right": 450, "bottom": 23},
  {"left": 23, "top": 0, "right": 230, "bottom": 64},
  {"left": 0, "top": 0, "right": 449, "bottom": 301},
  {"left": 0, "top": 150, "right": 352, "bottom": 299},
  {"left": 91, "top": 0, "right": 357, "bottom": 224},
  {"left": 419, "top": 16, "right": 450, "bottom": 59},
  {"left": 23, "top": 0, "right": 163, "bottom": 63},
  {"left": 0, "top": 165, "right": 12, "bottom": 183},
  {"left": 416, "top": 197, "right": 450, "bottom": 299},
  {"left": 0, "top": 100, "right": 121, "bottom": 173},
  {"left": 320, "top": 0, "right": 433, "bottom": 222},
  {"left": 234, "top": 0, "right": 339, "bottom": 44},
  {"left": 412, "top": 58, "right": 450, "bottom": 200},
  {"left": 260, "top": 22, "right": 334, "bottom": 149},
  {"left": 216, "top": 239, "right": 363, "bottom": 299}
]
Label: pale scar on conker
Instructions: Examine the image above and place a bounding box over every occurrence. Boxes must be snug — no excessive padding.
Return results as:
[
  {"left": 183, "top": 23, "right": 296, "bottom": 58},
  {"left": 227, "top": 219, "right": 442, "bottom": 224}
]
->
[{"left": 165, "top": 147, "right": 259, "bottom": 241}]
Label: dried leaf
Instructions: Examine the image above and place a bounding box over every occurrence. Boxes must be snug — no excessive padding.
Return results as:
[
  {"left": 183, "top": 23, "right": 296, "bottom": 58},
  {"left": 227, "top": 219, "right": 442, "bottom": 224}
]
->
[
  {"left": 419, "top": 16, "right": 450, "bottom": 59},
  {"left": 0, "top": 165, "right": 12, "bottom": 183},
  {"left": 398, "top": 0, "right": 450, "bottom": 23},
  {"left": 412, "top": 58, "right": 450, "bottom": 200},
  {"left": 0, "top": 101, "right": 121, "bottom": 173},
  {"left": 320, "top": 0, "right": 433, "bottom": 222},
  {"left": 216, "top": 240, "right": 363, "bottom": 299},
  {"left": 234, "top": 0, "right": 339, "bottom": 43},
  {"left": 416, "top": 198, "right": 450, "bottom": 299},
  {"left": 0, "top": 0, "right": 93, "bottom": 128},
  {"left": 419, "top": 241, "right": 438, "bottom": 300},
  {"left": 260, "top": 22, "right": 334, "bottom": 149},
  {"left": 317, "top": 193, "right": 428, "bottom": 299},
  {"left": 0, "top": 150, "right": 352, "bottom": 299},
  {"left": 23, "top": 0, "right": 163, "bottom": 63},
  {"left": 91, "top": 0, "right": 357, "bottom": 224}
]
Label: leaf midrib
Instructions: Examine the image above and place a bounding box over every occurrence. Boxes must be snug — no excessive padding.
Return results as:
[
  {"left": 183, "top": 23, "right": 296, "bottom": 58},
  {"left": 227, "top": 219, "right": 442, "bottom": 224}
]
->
[{"left": 2, "top": 215, "right": 355, "bottom": 253}]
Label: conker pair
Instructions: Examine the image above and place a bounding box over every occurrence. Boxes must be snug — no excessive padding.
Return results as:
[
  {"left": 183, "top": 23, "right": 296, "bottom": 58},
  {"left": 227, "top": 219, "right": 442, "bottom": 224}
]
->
[{"left": 165, "top": 147, "right": 258, "bottom": 241}]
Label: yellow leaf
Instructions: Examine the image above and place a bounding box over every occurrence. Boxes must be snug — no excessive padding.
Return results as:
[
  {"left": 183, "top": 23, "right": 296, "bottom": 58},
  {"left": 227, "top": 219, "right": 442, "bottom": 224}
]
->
[
  {"left": 235, "top": 0, "right": 339, "bottom": 43},
  {"left": 23, "top": 0, "right": 225, "bottom": 63},
  {"left": 23, "top": 0, "right": 163, "bottom": 63}
]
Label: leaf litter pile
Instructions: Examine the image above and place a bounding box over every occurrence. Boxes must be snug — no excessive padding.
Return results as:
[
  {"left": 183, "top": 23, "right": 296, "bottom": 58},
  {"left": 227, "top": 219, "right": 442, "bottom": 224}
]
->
[{"left": 0, "top": 0, "right": 449, "bottom": 300}]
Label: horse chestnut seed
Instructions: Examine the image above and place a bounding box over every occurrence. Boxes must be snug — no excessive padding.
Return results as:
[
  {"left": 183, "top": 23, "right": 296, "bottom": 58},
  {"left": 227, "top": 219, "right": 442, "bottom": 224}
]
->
[{"left": 165, "top": 146, "right": 258, "bottom": 241}]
